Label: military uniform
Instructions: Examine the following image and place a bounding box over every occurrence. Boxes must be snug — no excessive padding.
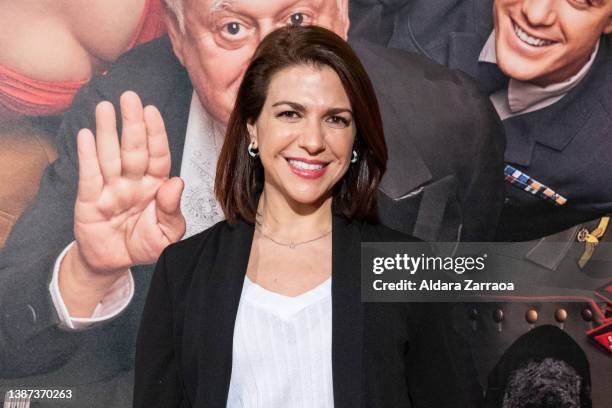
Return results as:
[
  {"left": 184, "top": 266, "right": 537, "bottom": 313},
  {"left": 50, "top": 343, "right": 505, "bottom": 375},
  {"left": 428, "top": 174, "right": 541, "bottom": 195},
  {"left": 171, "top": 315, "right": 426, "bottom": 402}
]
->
[{"left": 349, "top": 2, "right": 612, "bottom": 405}]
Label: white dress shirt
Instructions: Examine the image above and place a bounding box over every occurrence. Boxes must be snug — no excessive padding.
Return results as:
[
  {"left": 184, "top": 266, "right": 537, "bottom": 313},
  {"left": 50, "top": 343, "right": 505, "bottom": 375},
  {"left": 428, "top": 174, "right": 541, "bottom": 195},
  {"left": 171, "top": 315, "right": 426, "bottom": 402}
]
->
[
  {"left": 479, "top": 31, "right": 600, "bottom": 120},
  {"left": 227, "top": 276, "right": 334, "bottom": 408},
  {"left": 49, "top": 92, "right": 225, "bottom": 328}
]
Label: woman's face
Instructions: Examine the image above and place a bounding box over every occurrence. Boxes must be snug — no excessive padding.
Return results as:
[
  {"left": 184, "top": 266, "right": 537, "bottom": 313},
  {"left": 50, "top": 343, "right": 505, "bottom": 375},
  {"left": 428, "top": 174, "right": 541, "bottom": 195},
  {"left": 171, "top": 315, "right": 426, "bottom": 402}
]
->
[
  {"left": 247, "top": 64, "right": 356, "bottom": 208},
  {"left": 493, "top": 0, "right": 612, "bottom": 86}
]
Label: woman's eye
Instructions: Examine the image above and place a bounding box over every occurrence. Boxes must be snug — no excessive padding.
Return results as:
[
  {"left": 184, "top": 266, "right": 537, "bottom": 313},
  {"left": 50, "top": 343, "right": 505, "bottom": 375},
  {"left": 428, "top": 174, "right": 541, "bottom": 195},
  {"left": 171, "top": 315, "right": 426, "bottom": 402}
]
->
[
  {"left": 277, "top": 111, "right": 301, "bottom": 119},
  {"left": 327, "top": 116, "right": 350, "bottom": 128}
]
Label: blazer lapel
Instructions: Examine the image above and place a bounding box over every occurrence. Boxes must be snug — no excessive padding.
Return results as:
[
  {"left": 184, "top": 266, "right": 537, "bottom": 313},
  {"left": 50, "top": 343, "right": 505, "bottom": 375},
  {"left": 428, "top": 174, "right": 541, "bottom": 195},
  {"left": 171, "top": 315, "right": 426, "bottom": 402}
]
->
[
  {"left": 331, "top": 216, "right": 364, "bottom": 408},
  {"left": 189, "top": 220, "right": 254, "bottom": 407}
]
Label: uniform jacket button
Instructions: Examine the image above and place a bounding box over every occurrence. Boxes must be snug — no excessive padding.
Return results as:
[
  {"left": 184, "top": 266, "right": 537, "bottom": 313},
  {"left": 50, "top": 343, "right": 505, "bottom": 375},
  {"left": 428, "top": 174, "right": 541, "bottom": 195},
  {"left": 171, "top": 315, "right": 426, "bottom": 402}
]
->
[
  {"left": 525, "top": 308, "right": 538, "bottom": 324},
  {"left": 555, "top": 308, "right": 568, "bottom": 323},
  {"left": 581, "top": 308, "right": 593, "bottom": 322}
]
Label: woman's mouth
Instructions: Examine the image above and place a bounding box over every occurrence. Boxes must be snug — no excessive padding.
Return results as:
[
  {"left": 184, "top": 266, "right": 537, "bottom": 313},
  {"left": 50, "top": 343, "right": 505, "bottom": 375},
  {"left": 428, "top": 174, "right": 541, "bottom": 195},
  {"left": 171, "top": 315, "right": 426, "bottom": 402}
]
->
[{"left": 287, "top": 158, "right": 329, "bottom": 179}]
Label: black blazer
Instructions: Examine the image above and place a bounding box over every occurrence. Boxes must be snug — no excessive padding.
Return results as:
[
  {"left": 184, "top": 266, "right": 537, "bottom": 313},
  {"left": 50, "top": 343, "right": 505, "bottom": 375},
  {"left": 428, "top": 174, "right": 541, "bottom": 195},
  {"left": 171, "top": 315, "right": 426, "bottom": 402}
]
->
[{"left": 134, "top": 216, "right": 479, "bottom": 408}]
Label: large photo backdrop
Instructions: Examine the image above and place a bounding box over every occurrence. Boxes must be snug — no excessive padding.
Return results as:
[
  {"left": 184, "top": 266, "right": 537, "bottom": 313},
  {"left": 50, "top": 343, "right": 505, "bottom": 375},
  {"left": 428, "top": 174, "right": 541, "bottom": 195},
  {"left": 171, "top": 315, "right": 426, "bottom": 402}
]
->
[{"left": 1, "top": 0, "right": 611, "bottom": 406}]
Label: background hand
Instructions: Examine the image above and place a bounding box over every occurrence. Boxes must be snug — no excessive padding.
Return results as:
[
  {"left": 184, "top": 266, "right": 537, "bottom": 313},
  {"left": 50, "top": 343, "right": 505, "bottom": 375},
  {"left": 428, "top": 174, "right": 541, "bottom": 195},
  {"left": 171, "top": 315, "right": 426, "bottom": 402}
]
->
[{"left": 73, "top": 91, "right": 185, "bottom": 275}]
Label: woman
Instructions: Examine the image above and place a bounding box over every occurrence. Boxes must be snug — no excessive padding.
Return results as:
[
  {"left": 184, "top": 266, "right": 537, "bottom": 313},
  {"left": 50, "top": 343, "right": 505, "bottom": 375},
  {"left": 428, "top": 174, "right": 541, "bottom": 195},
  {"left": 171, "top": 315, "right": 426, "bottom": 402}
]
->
[{"left": 134, "top": 25, "right": 475, "bottom": 408}]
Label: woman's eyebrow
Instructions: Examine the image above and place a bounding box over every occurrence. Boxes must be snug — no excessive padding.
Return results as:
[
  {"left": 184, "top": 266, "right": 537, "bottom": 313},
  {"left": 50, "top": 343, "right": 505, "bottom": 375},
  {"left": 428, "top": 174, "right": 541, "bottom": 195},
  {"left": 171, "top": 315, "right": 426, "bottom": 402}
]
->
[
  {"left": 272, "top": 101, "right": 305, "bottom": 112},
  {"left": 326, "top": 107, "right": 353, "bottom": 116},
  {"left": 272, "top": 102, "right": 353, "bottom": 115}
]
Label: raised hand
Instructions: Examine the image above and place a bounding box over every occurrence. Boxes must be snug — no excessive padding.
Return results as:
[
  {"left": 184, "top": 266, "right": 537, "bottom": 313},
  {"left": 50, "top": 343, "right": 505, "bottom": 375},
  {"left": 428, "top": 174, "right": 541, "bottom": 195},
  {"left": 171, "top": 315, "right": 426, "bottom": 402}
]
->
[{"left": 72, "top": 91, "right": 185, "bottom": 276}]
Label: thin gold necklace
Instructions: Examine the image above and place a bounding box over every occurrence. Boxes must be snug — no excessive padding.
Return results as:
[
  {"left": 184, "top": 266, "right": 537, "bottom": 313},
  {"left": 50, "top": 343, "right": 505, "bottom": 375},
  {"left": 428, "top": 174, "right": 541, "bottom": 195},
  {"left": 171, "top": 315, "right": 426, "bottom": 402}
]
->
[{"left": 255, "top": 225, "right": 331, "bottom": 249}]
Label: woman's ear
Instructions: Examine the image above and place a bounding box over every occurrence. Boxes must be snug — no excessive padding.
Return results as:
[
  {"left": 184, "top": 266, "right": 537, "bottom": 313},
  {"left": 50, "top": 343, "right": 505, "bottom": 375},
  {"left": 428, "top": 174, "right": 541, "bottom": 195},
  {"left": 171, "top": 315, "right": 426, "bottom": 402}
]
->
[{"left": 247, "top": 122, "right": 258, "bottom": 146}]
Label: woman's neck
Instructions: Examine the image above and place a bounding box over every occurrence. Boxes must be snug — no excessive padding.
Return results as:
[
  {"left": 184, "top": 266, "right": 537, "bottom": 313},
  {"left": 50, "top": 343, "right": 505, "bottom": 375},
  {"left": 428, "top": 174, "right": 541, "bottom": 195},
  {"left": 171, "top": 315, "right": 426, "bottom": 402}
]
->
[{"left": 256, "top": 189, "right": 332, "bottom": 241}]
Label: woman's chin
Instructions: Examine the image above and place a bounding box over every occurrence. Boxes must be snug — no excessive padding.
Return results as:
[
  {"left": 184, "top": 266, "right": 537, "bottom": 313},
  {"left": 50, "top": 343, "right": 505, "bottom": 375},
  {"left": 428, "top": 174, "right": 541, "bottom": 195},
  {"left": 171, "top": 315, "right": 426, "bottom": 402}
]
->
[{"left": 284, "top": 189, "right": 331, "bottom": 209}]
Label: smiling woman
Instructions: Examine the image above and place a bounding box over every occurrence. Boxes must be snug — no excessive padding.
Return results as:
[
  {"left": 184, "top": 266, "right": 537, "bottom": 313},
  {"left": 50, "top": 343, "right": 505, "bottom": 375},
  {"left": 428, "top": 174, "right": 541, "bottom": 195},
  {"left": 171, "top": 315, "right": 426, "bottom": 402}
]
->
[
  {"left": 133, "top": 25, "right": 475, "bottom": 408},
  {"left": 216, "top": 22, "right": 386, "bottom": 224},
  {"left": 238, "top": 65, "right": 358, "bottom": 214},
  {"left": 248, "top": 65, "right": 356, "bottom": 201}
]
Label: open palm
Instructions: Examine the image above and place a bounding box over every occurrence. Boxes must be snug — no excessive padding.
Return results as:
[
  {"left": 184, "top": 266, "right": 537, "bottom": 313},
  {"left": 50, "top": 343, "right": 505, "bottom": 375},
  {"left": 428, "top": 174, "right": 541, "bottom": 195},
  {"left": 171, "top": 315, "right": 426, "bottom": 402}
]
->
[{"left": 74, "top": 91, "right": 185, "bottom": 274}]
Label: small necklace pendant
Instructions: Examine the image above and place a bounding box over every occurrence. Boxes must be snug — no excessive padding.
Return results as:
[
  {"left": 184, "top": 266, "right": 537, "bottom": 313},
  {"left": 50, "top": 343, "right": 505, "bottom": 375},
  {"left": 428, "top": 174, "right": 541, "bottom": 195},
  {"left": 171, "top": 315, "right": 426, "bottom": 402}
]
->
[{"left": 289, "top": 242, "right": 296, "bottom": 249}]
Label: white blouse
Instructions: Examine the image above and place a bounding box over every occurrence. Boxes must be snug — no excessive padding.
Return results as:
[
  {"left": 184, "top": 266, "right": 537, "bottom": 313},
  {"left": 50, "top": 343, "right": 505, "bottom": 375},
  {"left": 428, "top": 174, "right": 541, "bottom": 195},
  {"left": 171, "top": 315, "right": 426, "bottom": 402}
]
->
[{"left": 226, "top": 276, "right": 333, "bottom": 408}]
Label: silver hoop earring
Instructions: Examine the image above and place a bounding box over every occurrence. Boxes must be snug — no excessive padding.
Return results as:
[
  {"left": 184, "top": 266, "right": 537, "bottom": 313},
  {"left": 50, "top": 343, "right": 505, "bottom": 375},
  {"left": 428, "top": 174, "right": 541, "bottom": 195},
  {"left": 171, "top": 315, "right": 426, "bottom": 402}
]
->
[
  {"left": 351, "top": 150, "right": 358, "bottom": 163},
  {"left": 248, "top": 141, "right": 259, "bottom": 158}
]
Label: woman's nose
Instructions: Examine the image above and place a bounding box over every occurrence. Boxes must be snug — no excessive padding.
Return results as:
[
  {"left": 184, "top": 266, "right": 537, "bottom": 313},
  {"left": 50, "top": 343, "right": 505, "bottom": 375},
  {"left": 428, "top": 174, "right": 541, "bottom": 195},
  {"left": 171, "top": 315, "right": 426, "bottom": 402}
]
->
[{"left": 298, "top": 120, "right": 326, "bottom": 155}]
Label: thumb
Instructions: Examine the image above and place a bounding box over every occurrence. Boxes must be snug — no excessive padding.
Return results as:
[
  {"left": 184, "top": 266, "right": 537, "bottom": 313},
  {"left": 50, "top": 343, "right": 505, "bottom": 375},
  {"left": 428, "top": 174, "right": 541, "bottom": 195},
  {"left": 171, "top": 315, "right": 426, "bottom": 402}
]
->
[{"left": 156, "top": 177, "right": 186, "bottom": 242}]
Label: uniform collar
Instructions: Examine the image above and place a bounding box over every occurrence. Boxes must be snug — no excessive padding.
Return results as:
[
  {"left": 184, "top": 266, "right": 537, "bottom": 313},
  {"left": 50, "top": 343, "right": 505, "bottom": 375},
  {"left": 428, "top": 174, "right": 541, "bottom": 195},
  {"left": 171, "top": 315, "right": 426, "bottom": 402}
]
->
[{"left": 479, "top": 31, "right": 600, "bottom": 119}]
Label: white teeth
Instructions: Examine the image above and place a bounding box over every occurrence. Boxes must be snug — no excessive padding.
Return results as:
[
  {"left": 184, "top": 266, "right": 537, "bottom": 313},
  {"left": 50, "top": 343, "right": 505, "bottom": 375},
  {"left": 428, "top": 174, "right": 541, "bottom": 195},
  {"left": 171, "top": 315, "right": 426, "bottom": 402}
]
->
[
  {"left": 513, "top": 23, "right": 553, "bottom": 47},
  {"left": 288, "top": 159, "right": 324, "bottom": 171}
]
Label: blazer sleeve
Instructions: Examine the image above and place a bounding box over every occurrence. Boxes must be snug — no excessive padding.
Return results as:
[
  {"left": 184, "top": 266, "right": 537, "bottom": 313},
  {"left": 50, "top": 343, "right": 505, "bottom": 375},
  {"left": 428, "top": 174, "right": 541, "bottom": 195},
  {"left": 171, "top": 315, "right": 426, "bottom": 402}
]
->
[
  {"left": 0, "top": 81, "right": 141, "bottom": 378},
  {"left": 133, "top": 248, "right": 185, "bottom": 408}
]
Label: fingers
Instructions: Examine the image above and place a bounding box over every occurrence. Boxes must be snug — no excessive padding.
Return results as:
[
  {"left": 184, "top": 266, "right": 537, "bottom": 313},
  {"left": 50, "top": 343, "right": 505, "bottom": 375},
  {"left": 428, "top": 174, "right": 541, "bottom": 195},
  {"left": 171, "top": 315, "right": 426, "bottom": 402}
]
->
[
  {"left": 120, "top": 91, "right": 149, "bottom": 179},
  {"left": 144, "top": 105, "right": 171, "bottom": 178},
  {"left": 76, "top": 128, "right": 103, "bottom": 202},
  {"left": 95, "top": 101, "right": 122, "bottom": 183},
  {"left": 156, "top": 177, "right": 186, "bottom": 243},
  {"left": 94, "top": 92, "right": 168, "bottom": 185}
]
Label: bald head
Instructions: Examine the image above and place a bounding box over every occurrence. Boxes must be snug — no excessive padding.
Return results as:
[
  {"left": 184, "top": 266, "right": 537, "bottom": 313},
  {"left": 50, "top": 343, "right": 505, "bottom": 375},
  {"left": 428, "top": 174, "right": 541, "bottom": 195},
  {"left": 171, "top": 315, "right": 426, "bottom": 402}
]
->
[{"left": 164, "top": 0, "right": 350, "bottom": 124}]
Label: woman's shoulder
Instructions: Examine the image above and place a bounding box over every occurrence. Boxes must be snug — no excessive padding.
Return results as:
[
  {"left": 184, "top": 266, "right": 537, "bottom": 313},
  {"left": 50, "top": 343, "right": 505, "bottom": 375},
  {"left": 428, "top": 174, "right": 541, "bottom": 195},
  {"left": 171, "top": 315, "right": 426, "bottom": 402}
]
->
[{"left": 159, "top": 219, "right": 241, "bottom": 272}]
